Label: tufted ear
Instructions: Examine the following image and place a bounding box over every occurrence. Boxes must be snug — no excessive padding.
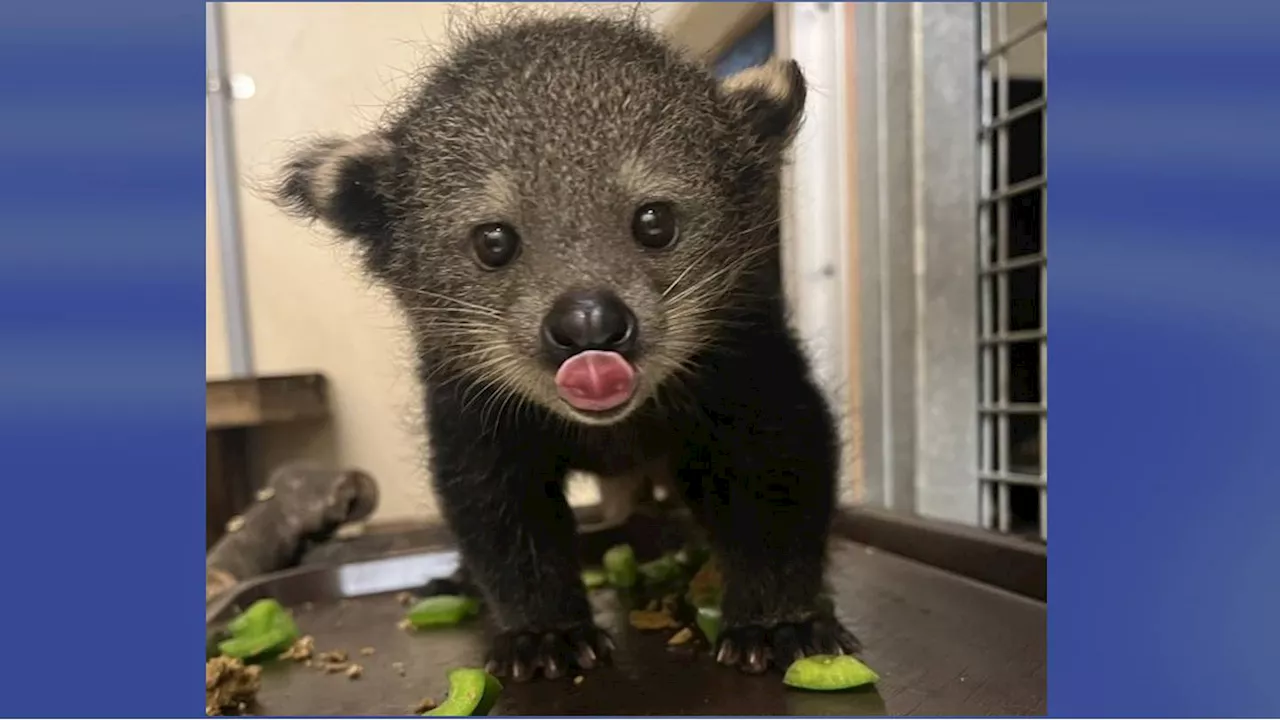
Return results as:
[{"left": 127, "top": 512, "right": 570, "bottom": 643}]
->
[
  {"left": 273, "top": 133, "right": 396, "bottom": 241},
  {"left": 720, "top": 58, "right": 807, "bottom": 147}
]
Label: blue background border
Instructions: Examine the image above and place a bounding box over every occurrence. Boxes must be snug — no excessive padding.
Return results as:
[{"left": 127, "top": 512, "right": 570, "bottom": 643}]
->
[
  {"left": 1051, "top": 0, "right": 1280, "bottom": 715},
  {"left": 1, "top": 0, "right": 1278, "bottom": 716}
]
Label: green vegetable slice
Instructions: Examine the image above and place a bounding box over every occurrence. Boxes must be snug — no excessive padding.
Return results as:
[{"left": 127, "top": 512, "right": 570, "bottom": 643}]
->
[
  {"left": 580, "top": 569, "right": 607, "bottom": 589},
  {"left": 602, "top": 544, "right": 638, "bottom": 589},
  {"left": 406, "top": 595, "right": 481, "bottom": 629},
  {"left": 217, "top": 624, "right": 296, "bottom": 660},
  {"left": 227, "top": 598, "right": 287, "bottom": 636},
  {"left": 638, "top": 554, "right": 682, "bottom": 586},
  {"left": 423, "top": 668, "right": 503, "bottom": 716},
  {"left": 217, "top": 599, "right": 299, "bottom": 660},
  {"left": 783, "top": 654, "right": 880, "bottom": 691},
  {"left": 695, "top": 606, "right": 722, "bottom": 644}
]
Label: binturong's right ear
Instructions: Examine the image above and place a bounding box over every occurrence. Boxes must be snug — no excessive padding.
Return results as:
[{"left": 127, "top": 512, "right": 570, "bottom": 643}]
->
[
  {"left": 272, "top": 133, "right": 396, "bottom": 241},
  {"left": 720, "top": 58, "right": 807, "bottom": 150}
]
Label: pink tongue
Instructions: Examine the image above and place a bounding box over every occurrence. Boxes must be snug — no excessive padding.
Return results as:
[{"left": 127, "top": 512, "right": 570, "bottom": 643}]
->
[{"left": 555, "top": 350, "right": 637, "bottom": 412}]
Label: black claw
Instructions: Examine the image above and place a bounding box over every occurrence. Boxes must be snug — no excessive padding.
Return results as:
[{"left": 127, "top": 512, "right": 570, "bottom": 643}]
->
[
  {"left": 485, "top": 624, "right": 612, "bottom": 682},
  {"left": 716, "top": 616, "right": 863, "bottom": 674},
  {"left": 539, "top": 633, "right": 567, "bottom": 679},
  {"left": 736, "top": 626, "right": 766, "bottom": 673},
  {"left": 715, "top": 637, "right": 740, "bottom": 666},
  {"left": 510, "top": 634, "right": 539, "bottom": 682},
  {"left": 575, "top": 643, "right": 598, "bottom": 670},
  {"left": 810, "top": 619, "right": 841, "bottom": 654},
  {"left": 835, "top": 626, "right": 864, "bottom": 654},
  {"left": 743, "top": 646, "right": 768, "bottom": 674}
]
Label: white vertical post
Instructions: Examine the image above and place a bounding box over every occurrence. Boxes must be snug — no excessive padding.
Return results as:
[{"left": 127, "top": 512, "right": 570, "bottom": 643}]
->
[{"left": 781, "top": 3, "right": 854, "bottom": 500}]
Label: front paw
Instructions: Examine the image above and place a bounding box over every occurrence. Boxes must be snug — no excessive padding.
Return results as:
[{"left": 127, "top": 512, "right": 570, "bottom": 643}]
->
[
  {"left": 715, "top": 616, "right": 862, "bottom": 674},
  {"left": 485, "top": 623, "right": 615, "bottom": 683}
]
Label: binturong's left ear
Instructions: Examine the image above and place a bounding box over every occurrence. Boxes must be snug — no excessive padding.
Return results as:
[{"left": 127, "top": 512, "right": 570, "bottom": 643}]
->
[{"left": 720, "top": 58, "right": 808, "bottom": 148}]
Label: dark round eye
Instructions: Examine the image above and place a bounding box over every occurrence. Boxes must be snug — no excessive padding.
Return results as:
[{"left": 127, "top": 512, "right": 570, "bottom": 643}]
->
[
  {"left": 471, "top": 223, "right": 521, "bottom": 269},
  {"left": 631, "top": 202, "right": 679, "bottom": 250}
]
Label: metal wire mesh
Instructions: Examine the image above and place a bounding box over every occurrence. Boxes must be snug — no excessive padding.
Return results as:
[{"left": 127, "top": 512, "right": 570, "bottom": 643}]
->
[{"left": 977, "top": 2, "right": 1047, "bottom": 542}]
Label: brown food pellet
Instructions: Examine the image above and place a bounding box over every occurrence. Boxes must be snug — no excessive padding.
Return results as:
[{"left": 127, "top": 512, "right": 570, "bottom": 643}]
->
[
  {"left": 396, "top": 592, "right": 417, "bottom": 607},
  {"left": 224, "top": 516, "right": 246, "bottom": 534},
  {"left": 667, "top": 627, "right": 694, "bottom": 646},
  {"left": 346, "top": 664, "right": 363, "bottom": 680},
  {"left": 414, "top": 697, "right": 437, "bottom": 714},
  {"left": 279, "top": 635, "right": 314, "bottom": 662},
  {"left": 318, "top": 650, "right": 348, "bottom": 664},
  {"left": 392, "top": 662, "right": 406, "bottom": 677},
  {"left": 629, "top": 609, "right": 679, "bottom": 630},
  {"left": 398, "top": 618, "right": 415, "bottom": 632},
  {"left": 573, "top": 675, "right": 585, "bottom": 685},
  {"left": 206, "top": 656, "right": 261, "bottom": 717},
  {"left": 322, "top": 662, "right": 350, "bottom": 675},
  {"left": 359, "top": 646, "right": 376, "bottom": 656},
  {"left": 255, "top": 487, "right": 276, "bottom": 502},
  {"left": 666, "top": 642, "right": 699, "bottom": 658}
]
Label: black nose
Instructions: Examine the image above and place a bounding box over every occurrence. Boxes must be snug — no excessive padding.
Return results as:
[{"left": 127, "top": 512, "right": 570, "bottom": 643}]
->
[{"left": 541, "top": 289, "right": 638, "bottom": 358}]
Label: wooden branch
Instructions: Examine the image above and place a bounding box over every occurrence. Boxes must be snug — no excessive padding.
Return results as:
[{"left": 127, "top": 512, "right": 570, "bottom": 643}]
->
[{"left": 207, "top": 463, "right": 379, "bottom": 601}]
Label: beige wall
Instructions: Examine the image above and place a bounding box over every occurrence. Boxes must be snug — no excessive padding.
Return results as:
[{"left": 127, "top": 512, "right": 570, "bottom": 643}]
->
[{"left": 206, "top": 2, "right": 748, "bottom": 523}]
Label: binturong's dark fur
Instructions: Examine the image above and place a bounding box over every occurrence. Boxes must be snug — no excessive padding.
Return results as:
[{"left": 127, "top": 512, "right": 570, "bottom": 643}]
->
[{"left": 272, "top": 10, "right": 859, "bottom": 682}]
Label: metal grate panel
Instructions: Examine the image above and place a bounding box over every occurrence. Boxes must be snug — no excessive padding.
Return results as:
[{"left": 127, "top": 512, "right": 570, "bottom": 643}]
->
[{"left": 977, "top": 3, "right": 1047, "bottom": 542}]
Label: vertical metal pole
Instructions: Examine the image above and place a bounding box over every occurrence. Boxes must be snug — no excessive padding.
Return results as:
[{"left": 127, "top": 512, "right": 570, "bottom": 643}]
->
[
  {"left": 207, "top": 2, "right": 255, "bottom": 378},
  {"left": 1038, "top": 7, "right": 1049, "bottom": 542},
  {"left": 993, "top": 1, "right": 1011, "bottom": 534},
  {"left": 874, "top": 3, "right": 895, "bottom": 511},
  {"left": 977, "top": 1, "right": 994, "bottom": 530}
]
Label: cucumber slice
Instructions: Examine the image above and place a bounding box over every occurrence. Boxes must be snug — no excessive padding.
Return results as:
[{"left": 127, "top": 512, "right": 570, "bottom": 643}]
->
[
  {"left": 423, "top": 668, "right": 503, "bottom": 716},
  {"left": 638, "top": 554, "right": 682, "bottom": 586},
  {"left": 695, "top": 606, "right": 722, "bottom": 644},
  {"left": 602, "top": 544, "right": 638, "bottom": 589},
  {"left": 227, "top": 598, "right": 287, "bottom": 636},
  {"left": 217, "top": 599, "right": 299, "bottom": 660},
  {"left": 217, "top": 624, "right": 296, "bottom": 660},
  {"left": 783, "top": 654, "right": 880, "bottom": 691},
  {"left": 406, "top": 595, "right": 481, "bottom": 629}
]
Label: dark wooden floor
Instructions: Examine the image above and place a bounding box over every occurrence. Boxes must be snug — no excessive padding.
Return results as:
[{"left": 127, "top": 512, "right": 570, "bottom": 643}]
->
[{"left": 224, "top": 540, "right": 1045, "bottom": 716}]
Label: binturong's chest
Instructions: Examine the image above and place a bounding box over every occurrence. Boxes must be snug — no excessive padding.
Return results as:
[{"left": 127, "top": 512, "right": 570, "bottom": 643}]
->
[{"left": 554, "top": 407, "right": 676, "bottom": 479}]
